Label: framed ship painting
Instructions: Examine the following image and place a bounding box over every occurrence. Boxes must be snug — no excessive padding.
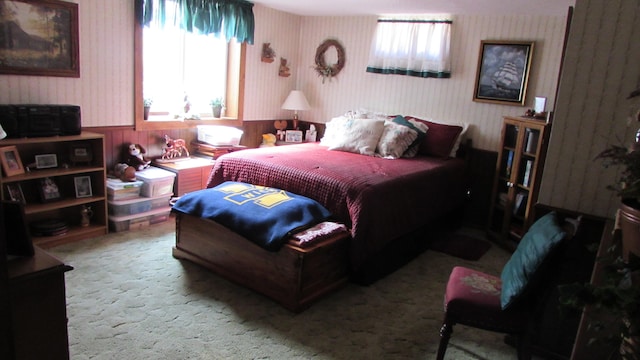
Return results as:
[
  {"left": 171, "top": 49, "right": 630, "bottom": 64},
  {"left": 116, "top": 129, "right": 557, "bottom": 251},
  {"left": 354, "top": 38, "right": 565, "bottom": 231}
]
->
[
  {"left": 0, "top": 0, "right": 80, "bottom": 77},
  {"left": 473, "top": 40, "right": 534, "bottom": 106}
]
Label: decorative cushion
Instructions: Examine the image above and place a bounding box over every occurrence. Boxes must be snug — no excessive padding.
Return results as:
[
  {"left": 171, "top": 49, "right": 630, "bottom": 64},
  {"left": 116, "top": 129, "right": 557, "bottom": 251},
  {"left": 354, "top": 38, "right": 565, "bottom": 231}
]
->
[
  {"left": 500, "top": 211, "right": 566, "bottom": 309},
  {"left": 326, "top": 118, "right": 385, "bottom": 156},
  {"left": 444, "top": 266, "right": 525, "bottom": 332},
  {"left": 390, "top": 115, "right": 428, "bottom": 158},
  {"left": 406, "top": 116, "right": 463, "bottom": 158},
  {"left": 376, "top": 120, "right": 418, "bottom": 159}
]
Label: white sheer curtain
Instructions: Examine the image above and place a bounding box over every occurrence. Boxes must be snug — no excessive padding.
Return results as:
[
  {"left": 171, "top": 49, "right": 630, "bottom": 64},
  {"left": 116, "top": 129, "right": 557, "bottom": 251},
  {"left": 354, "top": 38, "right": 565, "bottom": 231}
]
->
[{"left": 366, "top": 19, "right": 452, "bottom": 78}]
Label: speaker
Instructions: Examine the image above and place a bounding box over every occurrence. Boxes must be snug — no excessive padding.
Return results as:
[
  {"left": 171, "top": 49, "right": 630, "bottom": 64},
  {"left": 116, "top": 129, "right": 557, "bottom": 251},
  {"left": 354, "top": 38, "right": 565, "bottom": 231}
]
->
[
  {"left": 60, "top": 105, "right": 81, "bottom": 135},
  {"left": 0, "top": 106, "right": 19, "bottom": 138}
]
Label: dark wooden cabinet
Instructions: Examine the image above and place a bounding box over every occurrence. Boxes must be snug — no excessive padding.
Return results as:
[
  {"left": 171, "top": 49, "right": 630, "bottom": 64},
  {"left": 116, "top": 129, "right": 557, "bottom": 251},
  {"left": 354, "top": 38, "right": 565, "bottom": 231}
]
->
[
  {"left": 488, "top": 116, "right": 551, "bottom": 250},
  {"left": 7, "top": 247, "right": 73, "bottom": 360}
]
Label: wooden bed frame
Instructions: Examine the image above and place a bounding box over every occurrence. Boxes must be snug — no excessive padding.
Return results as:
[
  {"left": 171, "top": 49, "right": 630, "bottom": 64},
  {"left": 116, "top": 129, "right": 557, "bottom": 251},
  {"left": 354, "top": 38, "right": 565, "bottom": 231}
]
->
[{"left": 172, "top": 213, "right": 350, "bottom": 312}]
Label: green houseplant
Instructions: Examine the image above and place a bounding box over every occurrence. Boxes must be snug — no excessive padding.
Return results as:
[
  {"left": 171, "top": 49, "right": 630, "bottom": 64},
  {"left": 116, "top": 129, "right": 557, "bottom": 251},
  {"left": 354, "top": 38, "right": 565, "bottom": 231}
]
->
[
  {"left": 559, "top": 251, "right": 640, "bottom": 359},
  {"left": 559, "top": 88, "right": 640, "bottom": 359},
  {"left": 597, "top": 88, "right": 640, "bottom": 262},
  {"left": 143, "top": 98, "right": 153, "bottom": 120},
  {"left": 209, "top": 97, "right": 224, "bottom": 118}
]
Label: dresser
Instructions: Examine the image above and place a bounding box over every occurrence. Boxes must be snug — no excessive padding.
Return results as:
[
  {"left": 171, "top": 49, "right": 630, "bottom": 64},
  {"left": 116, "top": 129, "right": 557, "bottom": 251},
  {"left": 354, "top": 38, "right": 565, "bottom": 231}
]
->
[{"left": 7, "top": 247, "right": 73, "bottom": 360}]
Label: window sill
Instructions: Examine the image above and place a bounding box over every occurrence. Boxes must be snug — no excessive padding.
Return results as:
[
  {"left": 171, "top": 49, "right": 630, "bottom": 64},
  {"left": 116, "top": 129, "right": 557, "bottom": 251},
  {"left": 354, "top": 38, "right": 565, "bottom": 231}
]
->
[{"left": 136, "top": 116, "right": 241, "bottom": 131}]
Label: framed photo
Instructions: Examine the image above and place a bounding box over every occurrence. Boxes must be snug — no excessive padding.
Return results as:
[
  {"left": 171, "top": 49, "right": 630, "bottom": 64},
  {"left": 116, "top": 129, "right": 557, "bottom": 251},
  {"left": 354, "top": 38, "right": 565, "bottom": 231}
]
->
[
  {"left": 6, "top": 183, "right": 25, "bottom": 204},
  {"left": 285, "top": 130, "right": 303, "bottom": 143},
  {"left": 35, "top": 154, "right": 58, "bottom": 169},
  {"left": 70, "top": 143, "right": 93, "bottom": 164},
  {"left": 0, "top": 145, "right": 25, "bottom": 177},
  {"left": 0, "top": 0, "right": 80, "bottom": 78},
  {"left": 74, "top": 176, "right": 92, "bottom": 198},
  {"left": 473, "top": 40, "right": 535, "bottom": 106},
  {"left": 39, "top": 177, "right": 61, "bottom": 202}
]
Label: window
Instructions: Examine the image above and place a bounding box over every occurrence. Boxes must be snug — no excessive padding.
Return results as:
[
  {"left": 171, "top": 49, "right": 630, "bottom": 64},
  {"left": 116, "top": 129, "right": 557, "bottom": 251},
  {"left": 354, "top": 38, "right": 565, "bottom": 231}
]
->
[
  {"left": 134, "top": 0, "right": 254, "bottom": 130},
  {"left": 366, "top": 18, "right": 452, "bottom": 79},
  {"left": 144, "top": 20, "right": 228, "bottom": 119}
]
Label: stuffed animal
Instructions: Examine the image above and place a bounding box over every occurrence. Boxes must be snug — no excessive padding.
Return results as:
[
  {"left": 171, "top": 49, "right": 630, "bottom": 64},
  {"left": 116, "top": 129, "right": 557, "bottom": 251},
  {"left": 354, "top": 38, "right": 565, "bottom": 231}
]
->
[
  {"left": 113, "top": 163, "right": 137, "bottom": 182},
  {"left": 127, "top": 143, "right": 151, "bottom": 170},
  {"left": 260, "top": 133, "right": 276, "bottom": 147}
]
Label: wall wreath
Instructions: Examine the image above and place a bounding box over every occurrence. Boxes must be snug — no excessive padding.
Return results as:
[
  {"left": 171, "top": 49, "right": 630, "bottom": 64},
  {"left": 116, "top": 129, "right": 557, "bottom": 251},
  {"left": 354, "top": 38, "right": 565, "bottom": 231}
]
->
[{"left": 314, "top": 39, "right": 345, "bottom": 82}]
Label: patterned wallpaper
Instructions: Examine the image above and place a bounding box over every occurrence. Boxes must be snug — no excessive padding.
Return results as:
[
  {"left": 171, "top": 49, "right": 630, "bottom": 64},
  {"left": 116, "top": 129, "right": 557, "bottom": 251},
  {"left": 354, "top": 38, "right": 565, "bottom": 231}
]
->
[
  {"left": 539, "top": 0, "right": 640, "bottom": 218},
  {"left": 9, "top": 0, "right": 632, "bottom": 219}
]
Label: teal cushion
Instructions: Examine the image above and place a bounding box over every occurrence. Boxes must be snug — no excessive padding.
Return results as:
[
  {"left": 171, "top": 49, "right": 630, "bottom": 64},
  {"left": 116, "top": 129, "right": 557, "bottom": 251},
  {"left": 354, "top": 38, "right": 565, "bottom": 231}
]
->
[{"left": 500, "top": 212, "right": 566, "bottom": 309}]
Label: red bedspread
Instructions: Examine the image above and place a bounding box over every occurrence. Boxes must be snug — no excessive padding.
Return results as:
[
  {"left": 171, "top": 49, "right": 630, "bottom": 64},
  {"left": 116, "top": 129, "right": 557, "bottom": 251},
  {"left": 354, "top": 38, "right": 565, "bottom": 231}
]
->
[{"left": 207, "top": 143, "right": 467, "bottom": 271}]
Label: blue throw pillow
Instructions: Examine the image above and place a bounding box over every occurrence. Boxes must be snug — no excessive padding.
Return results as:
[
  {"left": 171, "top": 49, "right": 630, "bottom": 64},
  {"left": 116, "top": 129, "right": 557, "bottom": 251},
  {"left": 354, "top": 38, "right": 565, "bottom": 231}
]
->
[{"left": 500, "top": 212, "right": 566, "bottom": 309}]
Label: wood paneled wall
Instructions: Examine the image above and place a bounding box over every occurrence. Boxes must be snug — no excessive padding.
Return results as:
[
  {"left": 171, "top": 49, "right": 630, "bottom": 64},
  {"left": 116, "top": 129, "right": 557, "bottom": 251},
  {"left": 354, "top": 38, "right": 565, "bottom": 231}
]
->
[{"left": 88, "top": 120, "right": 325, "bottom": 172}]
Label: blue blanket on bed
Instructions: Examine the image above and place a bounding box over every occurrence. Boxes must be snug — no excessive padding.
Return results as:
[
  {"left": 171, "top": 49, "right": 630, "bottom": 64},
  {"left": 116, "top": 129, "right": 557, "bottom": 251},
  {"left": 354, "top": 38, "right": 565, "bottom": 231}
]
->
[{"left": 171, "top": 181, "right": 332, "bottom": 251}]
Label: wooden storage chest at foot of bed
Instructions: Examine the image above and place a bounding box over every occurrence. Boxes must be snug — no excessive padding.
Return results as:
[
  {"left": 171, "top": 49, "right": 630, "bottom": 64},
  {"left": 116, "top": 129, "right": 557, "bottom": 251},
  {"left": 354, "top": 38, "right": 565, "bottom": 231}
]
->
[{"left": 172, "top": 213, "right": 350, "bottom": 312}]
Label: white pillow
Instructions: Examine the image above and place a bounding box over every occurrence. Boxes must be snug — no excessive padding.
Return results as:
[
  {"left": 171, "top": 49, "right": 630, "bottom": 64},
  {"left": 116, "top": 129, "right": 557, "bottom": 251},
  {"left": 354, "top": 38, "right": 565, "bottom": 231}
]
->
[
  {"left": 327, "top": 118, "right": 385, "bottom": 156},
  {"left": 320, "top": 116, "right": 347, "bottom": 147},
  {"left": 376, "top": 120, "right": 418, "bottom": 159}
]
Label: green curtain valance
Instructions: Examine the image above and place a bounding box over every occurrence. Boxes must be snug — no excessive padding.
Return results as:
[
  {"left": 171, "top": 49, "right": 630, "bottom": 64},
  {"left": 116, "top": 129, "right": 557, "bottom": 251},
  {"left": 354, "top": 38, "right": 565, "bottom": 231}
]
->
[{"left": 138, "top": 0, "right": 254, "bottom": 44}]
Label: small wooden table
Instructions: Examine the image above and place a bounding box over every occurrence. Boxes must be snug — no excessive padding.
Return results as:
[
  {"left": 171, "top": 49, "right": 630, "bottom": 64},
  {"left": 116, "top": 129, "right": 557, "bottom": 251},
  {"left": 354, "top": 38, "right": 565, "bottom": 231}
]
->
[
  {"left": 7, "top": 247, "right": 73, "bottom": 360},
  {"left": 153, "top": 157, "right": 215, "bottom": 197}
]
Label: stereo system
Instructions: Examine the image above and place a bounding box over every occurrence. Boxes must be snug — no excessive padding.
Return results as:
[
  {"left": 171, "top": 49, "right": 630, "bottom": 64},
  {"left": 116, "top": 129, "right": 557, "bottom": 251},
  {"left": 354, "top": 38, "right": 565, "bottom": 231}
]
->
[{"left": 0, "top": 104, "right": 81, "bottom": 138}]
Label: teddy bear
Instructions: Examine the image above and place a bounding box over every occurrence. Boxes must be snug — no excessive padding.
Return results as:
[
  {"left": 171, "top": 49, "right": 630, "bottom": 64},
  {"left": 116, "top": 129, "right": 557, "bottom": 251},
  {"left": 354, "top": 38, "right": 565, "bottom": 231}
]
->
[
  {"left": 126, "top": 143, "right": 151, "bottom": 171},
  {"left": 113, "top": 163, "right": 137, "bottom": 182}
]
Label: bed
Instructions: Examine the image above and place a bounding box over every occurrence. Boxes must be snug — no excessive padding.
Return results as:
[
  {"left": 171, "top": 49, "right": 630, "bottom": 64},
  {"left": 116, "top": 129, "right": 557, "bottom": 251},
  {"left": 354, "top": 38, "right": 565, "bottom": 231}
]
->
[{"left": 174, "top": 115, "right": 470, "bottom": 285}]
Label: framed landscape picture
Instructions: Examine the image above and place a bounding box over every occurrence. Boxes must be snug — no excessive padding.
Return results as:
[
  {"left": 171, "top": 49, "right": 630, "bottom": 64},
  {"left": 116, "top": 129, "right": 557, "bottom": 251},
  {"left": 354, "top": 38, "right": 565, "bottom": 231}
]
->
[
  {"left": 473, "top": 40, "right": 534, "bottom": 106},
  {"left": 0, "top": 0, "right": 80, "bottom": 77}
]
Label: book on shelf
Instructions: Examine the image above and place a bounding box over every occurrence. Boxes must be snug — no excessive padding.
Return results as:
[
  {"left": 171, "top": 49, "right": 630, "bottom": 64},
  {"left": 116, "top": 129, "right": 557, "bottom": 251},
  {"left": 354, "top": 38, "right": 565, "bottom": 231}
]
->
[
  {"left": 525, "top": 129, "right": 540, "bottom": 153},
  {"left": 505, "top": 150, "right": 514, "bottom": 177},
  {"left": 522, "top": 159, "right": 533, "bottom": 187},
  {"left": 513, "top": 192, "right": 528, "bottom": 215}
]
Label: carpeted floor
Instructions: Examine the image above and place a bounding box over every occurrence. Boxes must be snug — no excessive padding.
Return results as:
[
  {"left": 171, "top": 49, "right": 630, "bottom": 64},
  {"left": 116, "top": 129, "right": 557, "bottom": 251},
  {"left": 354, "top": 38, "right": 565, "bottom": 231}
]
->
[{"left": 49, "top": 219, "right": 526, "bottom": 360}]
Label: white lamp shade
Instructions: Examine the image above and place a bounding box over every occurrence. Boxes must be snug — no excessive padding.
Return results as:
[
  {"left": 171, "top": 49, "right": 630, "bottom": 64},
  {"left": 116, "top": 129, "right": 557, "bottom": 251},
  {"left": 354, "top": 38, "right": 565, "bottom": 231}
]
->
[
  {"left": 0, "top": 125, "right": 6, "bottom": 140},
  {"left": 281, "top": 90, "right": 311, "bottom": 111}
]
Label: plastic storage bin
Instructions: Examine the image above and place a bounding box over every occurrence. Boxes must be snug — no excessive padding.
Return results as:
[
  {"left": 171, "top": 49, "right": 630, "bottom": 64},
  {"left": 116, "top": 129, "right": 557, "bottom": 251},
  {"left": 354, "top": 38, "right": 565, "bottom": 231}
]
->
[
  {"left": 197, "top": 125, "right": 243, "bottom": 146},
  {"left": 106, "top": 178, "right": 144, "bottom": 200},
  {"left": 135, "top": 167, "right": 176, "bottom": 197},
  {"left": 108, "top": 194, "right": 172, "bottom": 216},
  {"left": 108, "top": 206, "right": 172, "bottom": 232}
]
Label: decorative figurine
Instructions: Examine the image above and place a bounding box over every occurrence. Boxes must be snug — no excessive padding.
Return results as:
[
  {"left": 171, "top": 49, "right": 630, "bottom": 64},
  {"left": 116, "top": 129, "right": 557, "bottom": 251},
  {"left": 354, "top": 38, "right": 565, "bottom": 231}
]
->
[{"left": 162, "top": 135, "right": 190, "bottom": 160}]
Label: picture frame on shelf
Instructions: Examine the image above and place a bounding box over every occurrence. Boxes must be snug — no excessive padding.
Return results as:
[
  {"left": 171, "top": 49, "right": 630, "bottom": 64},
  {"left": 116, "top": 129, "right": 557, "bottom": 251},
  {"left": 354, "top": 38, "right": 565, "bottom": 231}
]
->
[
  {"left": 0, "top": 145, "right": 25, "bottom": 177},
  {"left": 39, "top": 177, "right": 62, "bottom": 202},
  {"left": 285, "top": 130, "right": 303, "bottom": 143},
  {"left": 6, "top": 183, "right": 26, "bottom": 204},
  {"left": 70, "top": 143, "right": 93, "bottom": 165},
  {"left": 35, "top": 154, "right": 58, "bottom": 169},
  {"left": 473, "top": 40, "right": 534, "bottom": 106},
  {"left": 74, "top": 176, "right": 92, "bottom": 198},
  {"left": 0, "top": 0, "right": 80, "bottom": 78}
]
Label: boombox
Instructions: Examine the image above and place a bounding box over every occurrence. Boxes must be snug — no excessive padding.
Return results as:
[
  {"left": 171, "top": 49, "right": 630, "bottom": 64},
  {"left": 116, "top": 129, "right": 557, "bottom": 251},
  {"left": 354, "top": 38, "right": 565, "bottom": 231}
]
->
[{"left": 0, "top": 104, "right": 81, "bottom": 138}]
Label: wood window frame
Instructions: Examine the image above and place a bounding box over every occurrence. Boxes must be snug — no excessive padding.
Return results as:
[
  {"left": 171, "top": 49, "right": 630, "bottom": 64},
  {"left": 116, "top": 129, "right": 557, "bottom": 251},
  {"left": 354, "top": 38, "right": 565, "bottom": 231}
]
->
[{"left": 134, "top": 18, "right": 245, "bottom": 131}]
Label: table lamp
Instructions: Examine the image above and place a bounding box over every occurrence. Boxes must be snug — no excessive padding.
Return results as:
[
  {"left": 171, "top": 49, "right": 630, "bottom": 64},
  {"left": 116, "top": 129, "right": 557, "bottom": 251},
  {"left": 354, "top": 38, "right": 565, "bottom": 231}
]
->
[{"left": 281, "top": 90, "right": 310, "bottom": 129}]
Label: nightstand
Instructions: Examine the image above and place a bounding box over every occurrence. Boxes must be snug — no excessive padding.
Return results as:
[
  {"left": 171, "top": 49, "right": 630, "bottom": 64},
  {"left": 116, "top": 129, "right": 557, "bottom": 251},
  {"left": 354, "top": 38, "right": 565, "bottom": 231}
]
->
[{"left": 153, "top": 157, "right": 215, "bottom": 196}]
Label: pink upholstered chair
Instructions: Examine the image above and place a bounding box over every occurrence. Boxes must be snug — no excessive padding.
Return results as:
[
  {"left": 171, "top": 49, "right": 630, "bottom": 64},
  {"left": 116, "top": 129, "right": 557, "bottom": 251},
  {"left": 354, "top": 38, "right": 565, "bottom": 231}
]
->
[{"left": 436, "top": 211, "right": 573, "bottom": 360}]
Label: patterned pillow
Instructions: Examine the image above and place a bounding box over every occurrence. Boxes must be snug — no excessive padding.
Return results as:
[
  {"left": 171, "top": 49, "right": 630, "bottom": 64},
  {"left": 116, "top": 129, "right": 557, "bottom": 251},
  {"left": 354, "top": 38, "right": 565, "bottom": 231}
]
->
[
  {"left": 327, "top": 118, "right": 385, "bottom": 156},
  {"left": 390, "top": 116, "right": 428, "bottom": 158},
  {"left": 500, "top": 211, "right": 566, "bottom": 309},
  {"left": 376, "top": 120, "right": 418, "bottom": 159}
]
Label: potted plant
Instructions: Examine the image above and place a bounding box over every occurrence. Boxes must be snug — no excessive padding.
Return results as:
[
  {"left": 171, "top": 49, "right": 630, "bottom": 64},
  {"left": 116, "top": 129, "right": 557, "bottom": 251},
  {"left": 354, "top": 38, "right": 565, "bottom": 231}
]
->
[
  {"left": 559, "top": 88, "right": 640, "bottom": 359},
  {"left": 596, "top": 88, "right": 640, "bottom": 262},
  {"left": 143, "top": 98, "right": 153, "bottom": 120},
  {"left": 209, "top": 97, "right": 224, "bottom": 118},
  {"left": 559, "top": 251, "right": 640, "bottom": 359}
]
